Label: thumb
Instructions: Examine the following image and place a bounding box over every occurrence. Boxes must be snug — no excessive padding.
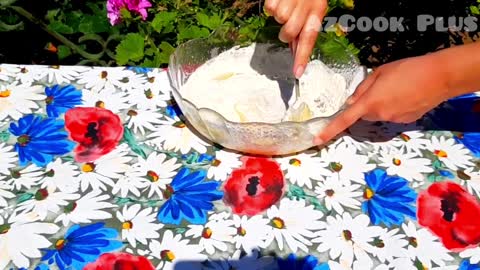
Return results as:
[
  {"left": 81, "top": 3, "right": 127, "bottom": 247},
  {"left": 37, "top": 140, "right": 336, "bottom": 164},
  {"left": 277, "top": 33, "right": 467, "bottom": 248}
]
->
[{"left": 314, "top": 99, "right": 367, "bottom": 145}]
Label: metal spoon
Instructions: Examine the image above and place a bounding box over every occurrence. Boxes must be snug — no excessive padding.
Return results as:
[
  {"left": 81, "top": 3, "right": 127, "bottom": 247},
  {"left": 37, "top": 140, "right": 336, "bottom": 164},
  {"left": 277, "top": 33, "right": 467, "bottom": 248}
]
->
[{"left": 289, "top": 38, "right": 300, "bottom": 99}]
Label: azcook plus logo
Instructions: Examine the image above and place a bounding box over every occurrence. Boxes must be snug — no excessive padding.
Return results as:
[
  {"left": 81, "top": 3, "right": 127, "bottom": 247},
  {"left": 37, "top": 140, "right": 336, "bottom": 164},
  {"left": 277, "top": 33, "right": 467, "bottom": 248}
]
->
[{"left": 321, "top": 15, "right": 479, "bottom": 32}]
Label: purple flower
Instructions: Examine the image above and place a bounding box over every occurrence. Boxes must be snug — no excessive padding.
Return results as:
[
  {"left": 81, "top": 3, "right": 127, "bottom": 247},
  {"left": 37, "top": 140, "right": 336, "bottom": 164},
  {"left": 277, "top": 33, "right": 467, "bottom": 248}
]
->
[{"left": 107, "top": 0, "right": 152, "bottom": 25}]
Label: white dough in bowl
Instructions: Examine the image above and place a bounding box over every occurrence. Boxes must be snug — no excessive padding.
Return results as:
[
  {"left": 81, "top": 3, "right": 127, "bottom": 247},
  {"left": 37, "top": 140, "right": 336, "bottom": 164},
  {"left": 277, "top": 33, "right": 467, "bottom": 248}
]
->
[{"left": 180, "top": 43, "right": 349, "bottom": 124}]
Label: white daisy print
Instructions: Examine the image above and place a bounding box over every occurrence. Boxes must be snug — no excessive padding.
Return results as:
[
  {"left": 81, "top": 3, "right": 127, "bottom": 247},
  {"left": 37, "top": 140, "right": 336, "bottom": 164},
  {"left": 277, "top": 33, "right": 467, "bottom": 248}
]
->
[
  {"left": 11, "top": 66, "right": 40, "bottom": 86},
  {"left": 0, "top": 143, "right": 17, "bottom": 176},
  {"left": 315, "top": 174, "right": 362, "bottom": 214},
  {"left": 116, "top": 204, "right": 163, "bottom": 248},
  {"left": 127, "top": 79, "right": 169, "bottom": 110},
  {"left": 460, "top": 246, "right": 480, "bottom": 264},
  {"left": 34, "top": 65, "right": 80, "bottom": 84},
  {"left": 231, "top": 214, "right": 271, "bottom": 254},
  {"left": 207, "top": 150, "right": 242, "bottom": 181},
  {"left": 427, "top": 136, "right": 474, "bottom": 170},
  {"left": 112, "top": 167, "right": 149, "bottom": 198},
  {"left": 77, "top": 67, "right": 126, "bottom": 92},
  {"left": 0, "top": 176, "right": 14, "bottom": 208},
  {"left": 378, "top": 148, "right": 433, "bottom": 183},
  {"left": 319, "top": 141, "right": 375, "bottom": 184},
  {"left": 370, "top": 228, "right": 409, "bottom": 264},
  {"left": 132, "top": 152, "right": 181, "bottom": 198},
  {"left": 0, "top": 82, "right": 44, "bottom": 121},
  {"left": 277, "top": 151, "right": 330, "bottom": 189},
  {"left": 147, "top": 115, "right": 209, "bottom": 154},
  {"left": 144, "top": 69, "right": 173, "bottom": 101},
  {"left": 149, "top": 230, "right": 207, "bottom": 270},
  {"left": 113, "top": 69, "right": 148, "bottom": 92},
  {"left": 0, "top": 64, "right": 20, "bottom": 81},
  {"left": 391, "top": 131, "right": 430, "bottom": 156},
  {"left": 41, "top": 158, "right": 80, "bottom": 193},
  {"left": 401, "top": 221, "right": 454, "bottom": 268},
  {"left": 16, "top": 187, "right": 80, "bottom": 220},
  {"left": 313, "top": 212, "right": 383, "bottom": 267},
  {"left": 7, "top": 164, "right": 44, "bottom": 190},
  {"left": 264, "top": 197, "right": 325, "bottom": 253},
  {"left": 457, "top": 167, "right": 480, "bottom": 197},
  {"left": 126, "top": 108, "right": 164, "bottom": 136},
  {"left": 54, "top": 190, "right": 115, "bottom": 226},
  {"left": 185, "top": 212, "right": 236, "bottom": 255},
  {"left": 77, "top": 144, "right": 133, "bottom": 192},
  {"left": 81, "top": 88, "right": 130, "bottom": 114},
  {"left": 0, "top": 212, "right": 59, "bottom": 269}
]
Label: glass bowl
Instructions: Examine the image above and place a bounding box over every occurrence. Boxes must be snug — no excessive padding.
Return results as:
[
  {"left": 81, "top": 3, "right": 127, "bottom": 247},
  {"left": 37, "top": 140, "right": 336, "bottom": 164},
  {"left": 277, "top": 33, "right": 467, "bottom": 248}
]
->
[{"left": 167, "top": 26, "right": 367, "bottom": 156}]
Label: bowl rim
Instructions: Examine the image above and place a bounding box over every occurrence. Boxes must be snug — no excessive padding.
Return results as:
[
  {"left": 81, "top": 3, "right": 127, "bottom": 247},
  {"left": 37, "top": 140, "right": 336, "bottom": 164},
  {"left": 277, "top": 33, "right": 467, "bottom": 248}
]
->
[{"left": 168, "top": 27, "right": 369, "bottom": 127}]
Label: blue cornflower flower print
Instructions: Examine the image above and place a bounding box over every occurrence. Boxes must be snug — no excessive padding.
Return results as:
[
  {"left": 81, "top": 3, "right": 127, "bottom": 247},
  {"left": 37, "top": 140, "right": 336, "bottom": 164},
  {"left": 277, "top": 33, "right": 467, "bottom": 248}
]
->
[
  {"left": 455, "top": 132, "right": 480, "bottom": 158},
  {"left": 166, "top": 103, "right": 183, "bottom": 118},
  {"left": 41, "top": 222, "right": 122, "bottom": 270},
  {"left": 44, "top": 84, "right": 82, "bottom": 117},
  {"left": 460, "top": 260, "right": 480, "bottom": 270},
  {"left": 126, "top": 66, "right": 152, "bottom": 73},
  {"left": 438, "top": 169, "right": 455, "bottom": 179},
  {"left": 16, "top": 264, "right": 49, "bottom": 270},
  {"left": 157, "top": 167, "right": 223, "bottom": 225},
  {"left": 9, "top": 114, "right": 75, "bottom": 167},
  {"left": 362, "top": 168, "right": 417, "bottom": 227},
  {"left": 276, "top": 254, "right": 329, "bottom": 270}
]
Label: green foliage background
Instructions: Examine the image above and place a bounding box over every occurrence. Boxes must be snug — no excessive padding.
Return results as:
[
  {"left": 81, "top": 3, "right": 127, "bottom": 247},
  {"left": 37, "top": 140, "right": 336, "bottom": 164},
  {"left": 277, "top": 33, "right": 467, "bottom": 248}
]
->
[{"left": 0, "top": 0, "right": 358, "bottom": 67}]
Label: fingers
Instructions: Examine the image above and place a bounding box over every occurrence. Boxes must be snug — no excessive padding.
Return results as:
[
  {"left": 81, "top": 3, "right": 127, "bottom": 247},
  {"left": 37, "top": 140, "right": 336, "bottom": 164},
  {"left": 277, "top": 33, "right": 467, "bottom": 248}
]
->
[
  {"left": 279, "top": 1, "right": 308, "bottom": 43},
  {"left": 294, "top": 13, "right": 323, "bottom": 78},
  {"left": 314, "top": 99, "right": 367, "bottom": 145},
  {"left": 273, "top": 0, "right": 297, "bottom": 24},
  {"left": 346, "top": 70, "right": 380, "bottom": 105},
  {"left": 264, "top": 0, "right": 279, "bottom": 15}
]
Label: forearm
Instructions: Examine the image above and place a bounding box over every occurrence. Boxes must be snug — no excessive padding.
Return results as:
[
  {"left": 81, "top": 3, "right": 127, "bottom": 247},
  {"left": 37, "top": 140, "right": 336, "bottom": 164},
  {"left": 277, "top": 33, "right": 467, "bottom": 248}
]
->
[{"left": 433, "top": 41, "right": 480, "bottom": 98}]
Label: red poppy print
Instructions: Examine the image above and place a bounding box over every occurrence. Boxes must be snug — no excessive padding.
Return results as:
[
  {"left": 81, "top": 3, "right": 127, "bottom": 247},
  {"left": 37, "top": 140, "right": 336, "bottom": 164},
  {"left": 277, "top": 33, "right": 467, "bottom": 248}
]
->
[
  {"left": 83, "top": 252, "right": 155, "bottom": 270},
  {"left": 417, "top": 181, "right": 480, "bottom": 251},
  {"left": 223, "top": 156, "right": 285, "bottom": 216},
  {"left": 65, "top": 107, "right": 123, "bottom": 163}
]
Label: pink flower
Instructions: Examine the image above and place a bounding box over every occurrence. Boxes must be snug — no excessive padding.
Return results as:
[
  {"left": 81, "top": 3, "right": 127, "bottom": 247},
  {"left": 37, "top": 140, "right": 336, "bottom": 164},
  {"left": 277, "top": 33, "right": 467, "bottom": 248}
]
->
[{"left": 107, "top": 0, "right": 152, "bottom": 25}]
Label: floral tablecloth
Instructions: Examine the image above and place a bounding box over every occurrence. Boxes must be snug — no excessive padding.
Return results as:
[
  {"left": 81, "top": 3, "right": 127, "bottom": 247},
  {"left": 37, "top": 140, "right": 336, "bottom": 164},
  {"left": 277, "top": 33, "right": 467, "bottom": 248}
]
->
[{"left": 0, "top": 63, "right": 480, "bottom": 270}]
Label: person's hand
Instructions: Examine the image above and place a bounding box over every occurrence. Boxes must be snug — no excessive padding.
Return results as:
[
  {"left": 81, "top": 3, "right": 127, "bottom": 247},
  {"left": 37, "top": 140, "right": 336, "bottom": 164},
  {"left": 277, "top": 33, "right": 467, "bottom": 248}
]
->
[
  {"left": 264, "top": 0, "right": 327, "bottom": 78},
  {"left": 315, "top": 53, "right": 453, "bottom": 145}
]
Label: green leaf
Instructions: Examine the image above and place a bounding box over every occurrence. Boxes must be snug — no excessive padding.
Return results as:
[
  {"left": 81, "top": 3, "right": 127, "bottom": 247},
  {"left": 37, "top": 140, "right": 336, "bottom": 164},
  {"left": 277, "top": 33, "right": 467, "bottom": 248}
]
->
[
  {"left": 175, "top": 228, "right": 186, "bottom": 234},
  {"left": 17, "top": 193, "right": 34, "bottom": 203},
  {"left": 287, "top": 184, "right": 306, "bottom": 198},
  {"left": 432, "top": 159, "right": 442, "bottom": 169},
  {"left": 196, "top": 12, "right": 223, "bottom": 30},
  {"left": 48, "top": 21, "right": 74, "bottom": 34},
  {"left": 120, "top": 8, "right": 132, "bottom": 20},
  {"left": 0, "top": 130, "right": 10, "bottom": 142},
  {"left": 426, "top": 174, "right": 436, "bottom": 183},
  {"left": 177, "top": 25, "right": 210, "bottom": 42},
  {"left": 57, "top": 45, "right": 71, "bottom": 60},
  {"left": 151, "top": 11, "right": 177, "bottom": 33},
  {"left": 122, "top": 126, "right": 147, "bottom": 159},
  {"left": 144, "top": 47, "right": 156, "bottom": 56},
  {"left": 309, "top": 197, "right": 328, "bottom": 213},
  {"left": 115, "top": 33, "right": 145, "bottom": 65},
  {"left": 470, "top": 5, "right": 480, "bottom": 15},
  {"left": 45, "top": 9, "right": 60, "bottom": 22},
  {"left": 157, "top": 41, "right": 175, "bottom": 63},
  {"left": 0, "top": 0, "right": 17, "bottom": 6},
  {"left": 78, "top": 15, "right": 110, "bottom": 33}
]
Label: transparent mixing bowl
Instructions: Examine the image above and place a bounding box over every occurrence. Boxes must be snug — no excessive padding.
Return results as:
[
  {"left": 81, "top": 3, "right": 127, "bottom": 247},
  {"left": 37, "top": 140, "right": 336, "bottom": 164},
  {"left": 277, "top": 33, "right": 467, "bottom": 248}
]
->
[{"left": 168, "top": 26, "right": 367, "bottom": 156}]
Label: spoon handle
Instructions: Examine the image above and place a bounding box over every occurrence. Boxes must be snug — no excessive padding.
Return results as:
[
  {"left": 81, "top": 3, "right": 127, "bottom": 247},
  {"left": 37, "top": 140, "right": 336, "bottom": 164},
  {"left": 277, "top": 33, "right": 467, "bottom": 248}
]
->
[{"left": 289, "top": 38, "right": 300, "bottom": 99}]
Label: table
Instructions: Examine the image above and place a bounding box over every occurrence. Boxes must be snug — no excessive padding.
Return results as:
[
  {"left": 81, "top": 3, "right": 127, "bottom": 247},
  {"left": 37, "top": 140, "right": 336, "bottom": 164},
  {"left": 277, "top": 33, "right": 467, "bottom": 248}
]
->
[{"left": 0, "top": 63, "right": 479, "bottom": 270}]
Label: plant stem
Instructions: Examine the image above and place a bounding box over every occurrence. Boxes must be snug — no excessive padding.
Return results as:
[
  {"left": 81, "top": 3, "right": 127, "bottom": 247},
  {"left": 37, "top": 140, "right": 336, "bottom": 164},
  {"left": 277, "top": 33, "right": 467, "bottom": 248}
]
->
[{"left": 9, "top": 6, "right": 101, "bottom": 61}]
